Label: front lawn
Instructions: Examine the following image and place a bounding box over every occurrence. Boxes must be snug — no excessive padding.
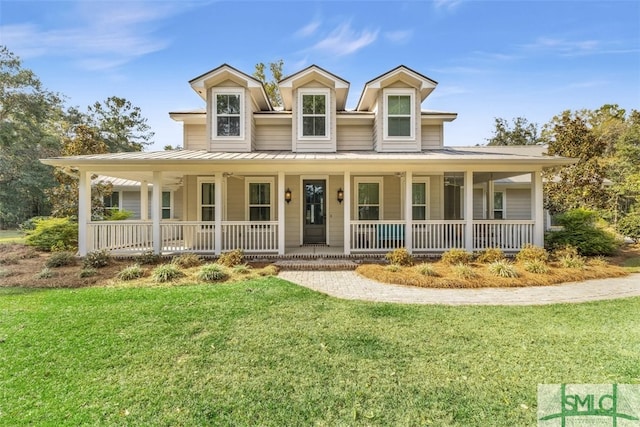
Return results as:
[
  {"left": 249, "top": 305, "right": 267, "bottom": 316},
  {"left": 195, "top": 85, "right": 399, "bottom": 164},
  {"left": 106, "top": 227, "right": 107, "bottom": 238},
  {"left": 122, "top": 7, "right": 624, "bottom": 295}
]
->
[
  {"left": 1, "top": 279, "right": 638, "bottom": 426},
  {"left": 0, "top": 230, "right": 24, "bottom": 245}
]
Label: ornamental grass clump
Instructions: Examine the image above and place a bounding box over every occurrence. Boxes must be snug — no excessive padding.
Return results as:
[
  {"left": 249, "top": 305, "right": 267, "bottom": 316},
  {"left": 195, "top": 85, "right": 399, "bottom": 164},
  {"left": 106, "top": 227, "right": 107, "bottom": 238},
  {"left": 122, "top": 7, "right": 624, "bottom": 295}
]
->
[
  {"left": 385, "top": 248, "right": 413, "bottom": 266},
  {"left": 523, "top": 259, "right": 550, "bottom": 274},
  {"left": 385, "top": 264, "right": 401, "bottom": 272},
  {"left": 172, "top": 253, "right": 203, "bottom": 268},
  {"left": 35, "top": 267, "right": 54, "bottom": 279},
  {"left": 197, "top": 263, "right": 228, "bottom": 282},
  {"left": 559, "top": 255, "right": 585, "bottom": 269},
  {"left": 217, "top": 249, "right": 244, "bottom": 267},
  {"left": 515, "top": 244, "right": 548, "bottom": 264},
  {"left": 117, "top": 264, "right": 144, "bottom": 281},
  {"left": 136, "top": 250, "right": 161, "bottom": 265},
  {"left": 452, "top": 263, "right": 477, "bottom": 279},
  {"left": 488, "top": 260, "right": 518, "bottom": 278},
  {"left": 475, "top": 248, "right": 505, "bottom": 264},
  {"left": 152, "top": 263, "right": 184, "bottom": 283},
  {"left": 441, "top": 249, "right": 473, "bottom": 265},
  {"left": 414, "top": 263, "right": 439, "bottom": 277},
  {"left": 83, "top": 250, "right": 111, "bottom": 269},
  {"left": 232, "top": 264, "right": 252, "bottom": 275}
]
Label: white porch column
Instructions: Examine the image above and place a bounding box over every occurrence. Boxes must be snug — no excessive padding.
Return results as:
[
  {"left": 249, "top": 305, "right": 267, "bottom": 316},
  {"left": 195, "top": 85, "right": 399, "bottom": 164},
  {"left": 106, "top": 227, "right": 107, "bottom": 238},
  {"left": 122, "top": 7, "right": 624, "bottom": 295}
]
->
[
  {"left": 464, "top": 170, "right": 474, "bottom": 252},
  {"left": 343, "top": 171, "right": 351, "bottom": 255},
  {"left": 487, "top": 178, "right": 495, "bottom": 219},
  {"left": 277, "top": 171, "right": 285, "bottom": 255},
  {"left": 78, "top": 169, "right": 90, "bottom": 256},
  {"left": 214, "top": 172, "right": 222, "bottom": 255},
  {"left": 404, "top": 170, "right": 413, "bottom": 252},
  {"left": 533, "top": 171, "right": 544, "bottom": 247},
  {"left": 152, "top": 172, "right": 162, "bottom": 254},
  {"left": 140, "top": 180, "right": 149, "bottom": 220}
]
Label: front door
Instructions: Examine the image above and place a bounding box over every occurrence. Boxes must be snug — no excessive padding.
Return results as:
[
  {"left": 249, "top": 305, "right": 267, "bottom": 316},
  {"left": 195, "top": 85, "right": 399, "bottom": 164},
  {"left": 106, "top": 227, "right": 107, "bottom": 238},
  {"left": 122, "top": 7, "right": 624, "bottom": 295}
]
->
[{"left": 303, "top": 180, "right": 326, "bottom": 244}]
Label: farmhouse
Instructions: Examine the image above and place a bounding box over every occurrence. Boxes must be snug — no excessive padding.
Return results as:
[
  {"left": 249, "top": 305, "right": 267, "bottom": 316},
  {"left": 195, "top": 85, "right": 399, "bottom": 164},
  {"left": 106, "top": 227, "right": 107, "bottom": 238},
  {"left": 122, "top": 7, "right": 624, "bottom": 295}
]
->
[{"left": 41, "top": 64, "right": 574, "bottom": 256}]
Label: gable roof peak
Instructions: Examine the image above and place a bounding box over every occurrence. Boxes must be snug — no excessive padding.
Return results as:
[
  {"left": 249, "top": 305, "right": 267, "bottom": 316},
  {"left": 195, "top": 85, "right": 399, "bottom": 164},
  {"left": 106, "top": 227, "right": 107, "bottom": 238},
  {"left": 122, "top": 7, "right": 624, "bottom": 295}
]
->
[{"left": 356, "top": 65, "right": 438, "bottom": 111}]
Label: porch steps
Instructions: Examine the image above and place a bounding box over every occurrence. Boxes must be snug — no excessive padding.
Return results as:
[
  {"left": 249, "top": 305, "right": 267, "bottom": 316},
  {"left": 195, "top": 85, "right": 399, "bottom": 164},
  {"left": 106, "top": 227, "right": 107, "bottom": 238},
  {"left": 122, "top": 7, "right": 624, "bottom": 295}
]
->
[{"left": 273, "top": 259, "right": 360, "bottom": 271}]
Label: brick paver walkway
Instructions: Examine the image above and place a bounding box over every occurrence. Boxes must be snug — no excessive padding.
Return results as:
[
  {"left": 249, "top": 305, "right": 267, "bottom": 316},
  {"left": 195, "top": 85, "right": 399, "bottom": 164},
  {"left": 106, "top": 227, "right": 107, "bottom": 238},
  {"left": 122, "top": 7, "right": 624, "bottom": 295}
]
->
[{"left": 278, "top": 271, "right": 640, "bottom": 305}]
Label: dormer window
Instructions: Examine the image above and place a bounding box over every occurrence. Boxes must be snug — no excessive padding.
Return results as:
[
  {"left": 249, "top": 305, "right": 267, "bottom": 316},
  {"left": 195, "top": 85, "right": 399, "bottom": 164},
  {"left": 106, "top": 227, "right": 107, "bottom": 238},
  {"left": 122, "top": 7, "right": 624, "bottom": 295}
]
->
[
  {"left": 213, "top": 88, "right": 244, "bottom": 138},
  {"left": 384, "top": 89, "right": 414, "bottom": 139},
  {"left": 298, "top": 89, "right": 330, "bottom": 139}
]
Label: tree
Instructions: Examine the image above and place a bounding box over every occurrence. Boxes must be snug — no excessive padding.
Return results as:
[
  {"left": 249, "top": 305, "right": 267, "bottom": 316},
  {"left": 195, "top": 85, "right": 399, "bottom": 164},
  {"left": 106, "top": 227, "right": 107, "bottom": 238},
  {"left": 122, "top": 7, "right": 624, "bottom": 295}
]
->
[
  {"left": 0, "top": 46, "right": 64, "bottom": 227},
  {"left": 487, "top": 117, "right": 540, "bottom": 146},
  {"left": 253, "top": 60, "right": 284, "bottom": 108},
  {"left": 88, "top": 96, "right": 154, "bottom": 152}
]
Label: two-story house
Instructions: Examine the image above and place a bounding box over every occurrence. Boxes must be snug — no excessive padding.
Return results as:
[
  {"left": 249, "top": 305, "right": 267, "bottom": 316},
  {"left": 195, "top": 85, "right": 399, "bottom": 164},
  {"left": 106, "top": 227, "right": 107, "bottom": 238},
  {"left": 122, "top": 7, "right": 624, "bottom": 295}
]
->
[{"left": 41, "top": 64, "right": 574, "bottom": 257}]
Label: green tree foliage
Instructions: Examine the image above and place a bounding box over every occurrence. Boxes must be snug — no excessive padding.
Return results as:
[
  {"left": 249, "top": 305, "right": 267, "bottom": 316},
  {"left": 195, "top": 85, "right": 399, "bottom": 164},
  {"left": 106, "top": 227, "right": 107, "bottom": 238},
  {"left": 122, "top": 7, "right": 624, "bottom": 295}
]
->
[
  {"left": 24, "top": 217, "right": 78, "bottom": 251},
  {"left": 487, "top": 117, "right": 541, "bottom": 146},
  {"left": 0, "top": 46, "right": 64, "bottom": 227},
  {"left": 545, "top": 208, "right": 619, "bottom": 256},
  {"left": 253, "top": 60, "right": 283, "bottom": 108},
  {"left": 87, "top": 96, "right": 154, "bottom": 152}
]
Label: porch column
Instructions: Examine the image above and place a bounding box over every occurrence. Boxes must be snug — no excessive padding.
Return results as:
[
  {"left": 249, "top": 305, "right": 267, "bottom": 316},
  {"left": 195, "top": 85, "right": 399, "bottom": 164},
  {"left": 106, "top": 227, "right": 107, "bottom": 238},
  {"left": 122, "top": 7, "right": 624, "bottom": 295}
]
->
[
  {"left": 404, "top": 170, "right": 413, "bottom": 252},
  {"left": 78, "top": 169, "right": 90, "bottom": 256},
  {"left": 277, "top": 171, "right": 285, "bottom": 255},
  {"left": 152, "top": 171, "right": 162, "bottom": 254},
  {"left": 532, "top": 171, "right": 544, "bottom": 247},
  {"left": 487, "top": 178, "right": 495, "bottom": 219},
  {"left": 214, "top": 172, "right": 222, "bottom": 255},
  {"left": 464, "top": 170, "right": 474, "bottom": 252},
  {"left": 343, "top": 171, "right": 351, "bottom": 255},
  {"left": 140, "top": 180, "right": 149, "bottom": 220}
]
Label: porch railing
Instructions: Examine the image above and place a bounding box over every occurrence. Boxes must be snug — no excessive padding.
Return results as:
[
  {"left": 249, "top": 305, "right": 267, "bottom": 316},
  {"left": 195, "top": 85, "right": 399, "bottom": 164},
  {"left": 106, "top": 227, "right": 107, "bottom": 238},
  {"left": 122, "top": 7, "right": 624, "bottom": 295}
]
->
[
  {"left": 473, "top": 220, "right": 534, "bottom": 251},
  {"left": 88, "top": 221, "right": 153, "bottom": 253},
  {"left": 412, "top": 220, "right": 466, "bottom": 251},
  {"left": 350, "top": 221, "right": 406, "bottom": 252},
  {"left": 221, "top": 221, "right": 278, "bottom": 252}
]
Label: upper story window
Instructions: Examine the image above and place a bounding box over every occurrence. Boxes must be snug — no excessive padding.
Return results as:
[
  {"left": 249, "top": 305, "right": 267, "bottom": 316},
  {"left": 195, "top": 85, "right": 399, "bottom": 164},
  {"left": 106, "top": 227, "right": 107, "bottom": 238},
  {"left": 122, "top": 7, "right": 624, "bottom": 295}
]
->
[
  {"left": 384, "top": 89, "right": 414, "bottom": 139},
  {"left": 298, "top": 89, "right": 330, "bottom": 139},
  {"left": 213, "top": 89, "right": 243, "bottom": 138}
]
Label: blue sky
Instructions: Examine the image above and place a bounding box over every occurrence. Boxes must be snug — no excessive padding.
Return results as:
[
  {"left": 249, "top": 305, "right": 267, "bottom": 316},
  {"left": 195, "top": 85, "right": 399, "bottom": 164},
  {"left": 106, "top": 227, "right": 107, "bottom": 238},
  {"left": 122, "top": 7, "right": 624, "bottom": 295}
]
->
[{"left": 2, "top": 0, "right": 639, "bottom": 150}]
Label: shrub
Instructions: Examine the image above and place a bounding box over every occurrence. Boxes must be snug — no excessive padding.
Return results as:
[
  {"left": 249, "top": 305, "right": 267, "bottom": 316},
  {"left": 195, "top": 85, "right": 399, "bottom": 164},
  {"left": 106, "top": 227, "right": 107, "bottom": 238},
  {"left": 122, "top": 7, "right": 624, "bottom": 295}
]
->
[
  {"left": 83, "top": 250, "right": 111, "bottom": 269},
  {"left": 172, "top": 253, "right": 203, "bottom": 268},
  {"left": 488, "top": 260, "right": 518, "bottom": 278},
  {"left": 516, "top": 244, "right": 548, "bottom": 264},
  {"left": 79, "top": 268, "right": 98, "bottom": 278},
  {"left": 106, "top": 209, "right": 134, "bottom": 221},
  {"left": 452, "top": 263, "right": 478, "bottom": 279},
  {"left": 415, "top": 263, "right": 439, "bottom": 277},
  {"left": 45, "top": 251, "right": 75, "bottom": 268},
  {"left": 197, "top": 263, "right": 228, "bottom": 282},
  {"left": 385, "top": 264, "right": 401, "bottom": 272},
  {"left": 617, "top": 213, "right": 640, "bottom": 243},
  {"left": 218, "top": 249, "right": 244, "bottom": 267},
  {"left": 524, "top": 260, "right": 550, "bottom": 274},
  {"left": 385, "top": 248, "right": 413, "bottom": 266},
  {"left": 117, "top": 264, "right": 144, "bottom": 281},
  {"left": 588, "top": 256, "right": 609, "bottom": 268},
  {"left": 232, "top": 264, "right": 252, "bottom": 274},
  {"left": 559, "top": 255, "right": 585, "bottom": 269},
  {"left": 152, "top": 263, "right": 184, "bottom": 283},
  {"left": 19, "top": 216, "right": 49, "bottom": 232},
  {"left": 137, "top": 250, "right": 161, "bottom": 265},
  {"left": 25, "top": 217, "right": 78, "bottom": 251},
  {"left": 441, "top": 249, "right": 473, "bottom": 265},
  {"left": 35, "top": 267, "right": 54, "bottom": 279},
  {"left": 476, "top": 248, "right": 505, "bottom": 263},
  {"left": 552, "top": 245, "right": 578, "bottom": 260},
  {"left": 258, "top": 265, "right": 279, "bottom": 276},
  {"left": 545, "top": 208, "right": 619, "bottom": 256}
]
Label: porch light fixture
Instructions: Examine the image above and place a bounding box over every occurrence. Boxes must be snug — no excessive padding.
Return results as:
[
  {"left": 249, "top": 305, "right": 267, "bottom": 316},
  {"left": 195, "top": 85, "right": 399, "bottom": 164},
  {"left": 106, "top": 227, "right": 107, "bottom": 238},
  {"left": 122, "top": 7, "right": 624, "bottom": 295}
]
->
[
  {"left": 337, "top": 188, "right": 344, "bottom": 204},
  {"left": 285, "top": 188, "right": 292, "bottom": 204}
]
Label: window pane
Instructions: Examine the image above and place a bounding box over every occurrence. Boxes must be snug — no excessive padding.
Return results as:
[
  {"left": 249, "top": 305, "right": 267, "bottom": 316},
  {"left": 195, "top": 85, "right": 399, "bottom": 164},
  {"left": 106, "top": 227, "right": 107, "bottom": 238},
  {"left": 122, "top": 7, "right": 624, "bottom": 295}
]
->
[
  {"left": 202, "top": 183, "right": 214, "bottom": 205},
  {"left": 217, "top": 117, "right": 240, "bottom": 136},
  {"left": 162, "top": 208, "right": 171, "bottom": 219},
  {"left": 388, "top": 117, "right": 411, "bottom": 136},
  {"left": 313, "top": 117, "right": 326, "bottom": 136},
  {"left": 250, "top": 207, "right": 270, "bottom": 221},
  {"left": 202, "top": 207, "right": 215, "bottom": 222},
  {"left": 412, "top": 206, "right": 426, "bottom": 220},
  {"left": 494, "top": 210, "right": 504, "bottom": 220},
  {"left": 358, "top": 206, "right": 379, "bottom": 221},
  {"left": 302, "top": 95, "right": 315, "bottom": 114},
  {"left": 302, "top": 117, "right": 315, "bottom": 136},
  {"left": 314, "top": 95, "right": 325, "bottom": 113},
  {"left": 227, "top": 94, "right": 240, "bottom": 114},
  {"left": 162, "top": 191, "right": 171, "bottom": 208},
  {"left": 388, "top": 95, "right": 410, "bottom": 115},
  {"left": 412, "top": 183, "right": 425, "bottom": 204},
  {"left": 494, "top": 192, "right": 504, "bottom": 209},
  {"left": 358, "top": 183, "right": 379, "bottom": 204},
  {"left": 250, "top": 183, "right": 270, "bottom": 205},
  {"left": 216, "top": 95, "right": 228, "bottom": 114}
]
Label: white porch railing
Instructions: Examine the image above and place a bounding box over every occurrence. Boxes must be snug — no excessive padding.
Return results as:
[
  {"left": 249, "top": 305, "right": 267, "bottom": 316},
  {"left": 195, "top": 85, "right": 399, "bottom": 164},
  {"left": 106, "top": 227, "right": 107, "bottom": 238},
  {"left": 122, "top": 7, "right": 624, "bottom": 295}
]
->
[
  {"left": 473, "top": 220, "right": 535, "bottom": 251},
  {"left": 412, "top": 220, "right": 466, "bottom": 251},
  {"left": 161, "top": 221, "right": 214, "bottom": 253},
  {"left": 88, "top": 221, "right": 153, "bottom": 253},
  {"left": 221, "top": 221, "right": 278, "bottom": 252},
  {"left": 350, "top": 221, "right": 406, "bottom": 252}
]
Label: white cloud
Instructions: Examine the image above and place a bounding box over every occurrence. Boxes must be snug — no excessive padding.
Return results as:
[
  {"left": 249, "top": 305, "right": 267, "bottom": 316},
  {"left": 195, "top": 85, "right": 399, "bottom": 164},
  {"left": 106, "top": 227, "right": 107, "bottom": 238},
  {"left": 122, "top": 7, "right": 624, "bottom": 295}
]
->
[
  {"left": 433, "top": 0, "right": 463, "bottom": 11},
  {"left": 295, "top": 20, "right": 321, "bottom": 38},
  {"left": 0, "top": 2, "right": 186, "bottom": 71},
  {"left": 384, "top": 29, "right": 413, "bottom": 44},
  {"left": 310, "top": 22, "right": 379, "bottom": 57}
]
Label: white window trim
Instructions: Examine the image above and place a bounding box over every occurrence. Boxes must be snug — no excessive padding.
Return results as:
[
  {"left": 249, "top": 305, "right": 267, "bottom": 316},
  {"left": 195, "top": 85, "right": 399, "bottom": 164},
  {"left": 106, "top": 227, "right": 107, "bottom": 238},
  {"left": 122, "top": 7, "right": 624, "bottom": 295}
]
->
[
  {"left": 197, "top": 177, "right": 215, "bottom": 222},
  {"left": 245, "top": 177, "right": 275, "bottom": 221},
  {"left": 161, "top": 190, "right": 174, "bottom": 220},
  {"left": 412, "top": 177, "right": 430, "bottom": 220},
  {"left": 297, "top": 88, "right": 330, "bottom": 140},
  {"left": 354, "top": 177, "right": 384, "bottom": 220},
  {"left": 494, "top": 190, "right": 506, "bottom": 219},
  {"left": 383, "top": 88, "right": 415, "bottom": 141},
  {"left": 105, "top": 191, "right": 121, "bottom": 212},
  {"left": 212, "top": 88, "right": 244, "bottom": 140}
]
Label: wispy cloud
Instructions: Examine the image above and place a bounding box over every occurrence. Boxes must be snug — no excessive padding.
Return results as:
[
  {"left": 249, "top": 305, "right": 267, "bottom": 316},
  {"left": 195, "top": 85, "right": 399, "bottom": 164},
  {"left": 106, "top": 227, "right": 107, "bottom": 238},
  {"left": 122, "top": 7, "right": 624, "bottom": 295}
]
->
[
  {"left": 310, "top": 22, "right": 379, "bottom": 57},
  {"left": 522, "top": 37, "right": 601, "bottom": 56},
  {"left": 0, "top": 2, "right": 187, "bottom": 71},
  {"left": 433, "top": 0, "right": 463, "bottom": 11},
  {"left": 384, "top": 29, "right": 413, "bottom": 44},
  {"left": 295, "top": 19, "right": 321, "bottom": 38}
]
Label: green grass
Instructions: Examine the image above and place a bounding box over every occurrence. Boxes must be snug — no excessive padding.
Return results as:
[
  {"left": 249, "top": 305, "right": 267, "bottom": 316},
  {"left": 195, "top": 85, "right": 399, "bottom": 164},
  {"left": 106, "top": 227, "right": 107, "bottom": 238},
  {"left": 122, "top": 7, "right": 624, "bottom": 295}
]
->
[
  {"left": 0, "top": 230, "right": 24, "bottom": 244},
  {"left": 1, "top": 279, "right": 639, "bottom": 426},
  {"left": 623, "top": 257, "right": 640, "bottom": 273}
]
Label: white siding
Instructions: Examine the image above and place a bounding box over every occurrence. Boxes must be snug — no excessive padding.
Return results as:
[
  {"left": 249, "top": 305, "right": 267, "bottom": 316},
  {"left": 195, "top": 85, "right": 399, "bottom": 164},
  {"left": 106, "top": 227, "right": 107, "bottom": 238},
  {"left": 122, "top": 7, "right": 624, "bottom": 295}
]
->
[
  {"left": 121, "top": 191, "right": 141, "bottom": 218},
  {"left": 429, "top": 175, "right": 443, "bottom": 220},
  {"left": 285, "top": 175, "right": 301, "bottom": 247},
  {"left": 506, "top": 188, "right": 531, "bottom": 220},
  {"left": 255, "top": 124, "right": 292, "bottom": 150},
  {"left": 421, "top": 125, "right": 442, "bottom": 149},
  {"left": 184, "top": 124, "right": 207, "bottom": 151},
  {"left": 336, "top": 124, "right": 373, "bottom": 151},
  {"left": 327, "top": 175, "right": 344, "bottom": 246},
  {"left": 473, "top": 188, "right": 485, "bottom": 219}
]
